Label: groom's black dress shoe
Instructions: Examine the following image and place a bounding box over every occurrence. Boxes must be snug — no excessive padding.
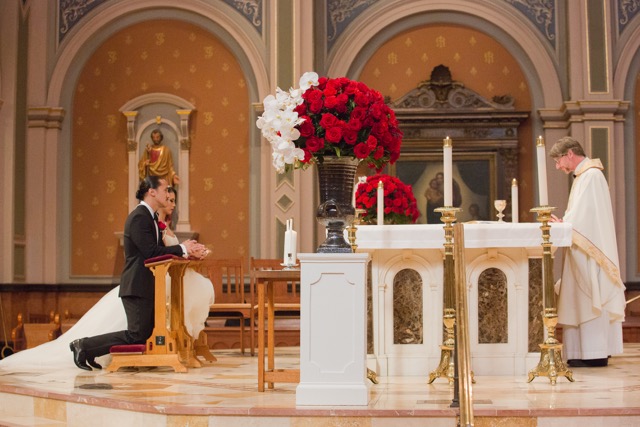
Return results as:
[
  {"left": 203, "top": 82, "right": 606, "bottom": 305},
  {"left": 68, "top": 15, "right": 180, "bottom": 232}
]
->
[
  {"left": 86, "top": 357, "right": 102, "bottom": 370},
  {"left": 69, "top": 339, "right": 91, "bottom": 371}
]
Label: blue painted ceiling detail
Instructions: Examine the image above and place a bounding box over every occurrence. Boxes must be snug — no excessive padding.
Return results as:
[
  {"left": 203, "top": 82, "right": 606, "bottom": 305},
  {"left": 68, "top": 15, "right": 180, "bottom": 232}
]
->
[
  {"left": 222, "top": 0, "right": 262, "bottom": 34},
  {"left": 617, "top": 0, "right": 640, "bottom": 35},
  {"left": 326, "top": 0, "right": 379, "bottom": 51},
  {"left": 505, "top": 0, "right": 556, "bottom": 49},
  {"left": 58, "top": 0, "right": 109, "bottom": 44}
]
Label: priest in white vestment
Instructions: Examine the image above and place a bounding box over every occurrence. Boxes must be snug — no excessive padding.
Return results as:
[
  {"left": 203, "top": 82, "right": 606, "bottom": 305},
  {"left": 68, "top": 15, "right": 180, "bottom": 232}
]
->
[{"left": 549, "top": 136, "right": 626, "bottom": 367}]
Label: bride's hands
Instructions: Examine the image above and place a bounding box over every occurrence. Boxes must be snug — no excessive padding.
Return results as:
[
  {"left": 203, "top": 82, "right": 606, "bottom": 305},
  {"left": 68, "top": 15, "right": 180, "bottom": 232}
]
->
[{"left": 183, "top": 240, "right": 209, "bottom": 259}]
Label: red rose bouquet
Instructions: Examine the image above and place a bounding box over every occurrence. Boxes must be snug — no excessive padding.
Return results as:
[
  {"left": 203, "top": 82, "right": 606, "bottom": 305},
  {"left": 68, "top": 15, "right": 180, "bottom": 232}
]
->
[
  {"left": 257, "top": 72, "right": 403, "bottom": 173},
  {"left": 355, "top": 174, "right": 420, "bottom": 225}
]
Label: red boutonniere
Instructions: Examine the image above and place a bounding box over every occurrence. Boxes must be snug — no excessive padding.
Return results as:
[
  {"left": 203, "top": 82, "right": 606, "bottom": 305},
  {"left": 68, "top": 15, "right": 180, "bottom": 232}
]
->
[{"left": 158, "top": 221, "right": 167, "bottom": 231}]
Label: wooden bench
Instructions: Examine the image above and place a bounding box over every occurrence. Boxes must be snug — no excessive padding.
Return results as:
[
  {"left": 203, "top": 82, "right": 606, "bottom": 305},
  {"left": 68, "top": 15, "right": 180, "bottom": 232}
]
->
[{"left": 10, "top": 311, "right": 63, "bottom": 351}]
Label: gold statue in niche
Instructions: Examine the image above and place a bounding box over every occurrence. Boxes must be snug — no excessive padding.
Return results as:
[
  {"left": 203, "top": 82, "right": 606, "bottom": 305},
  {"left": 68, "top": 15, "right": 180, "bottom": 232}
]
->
[{"left": 138, "top": 128, "right": 180, "bottom": 186}]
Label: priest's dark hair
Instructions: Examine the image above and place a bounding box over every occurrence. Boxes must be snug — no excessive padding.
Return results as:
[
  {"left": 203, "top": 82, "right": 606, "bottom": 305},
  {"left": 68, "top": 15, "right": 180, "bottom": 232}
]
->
[{"left": 136, "top": 176, "right": 163, "bottom": 200}]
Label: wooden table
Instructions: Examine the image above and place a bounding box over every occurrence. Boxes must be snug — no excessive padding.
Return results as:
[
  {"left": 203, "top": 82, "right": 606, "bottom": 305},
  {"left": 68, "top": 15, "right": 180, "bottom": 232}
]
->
[{"left": 255, "top": 268, "right": 301, "bottom": 391}]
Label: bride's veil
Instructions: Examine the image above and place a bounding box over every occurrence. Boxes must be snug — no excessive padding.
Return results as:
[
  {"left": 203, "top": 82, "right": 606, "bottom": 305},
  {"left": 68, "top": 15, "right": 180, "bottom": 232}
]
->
[{"left": 0, "top": 287, "right": 126, "bottom": 370}]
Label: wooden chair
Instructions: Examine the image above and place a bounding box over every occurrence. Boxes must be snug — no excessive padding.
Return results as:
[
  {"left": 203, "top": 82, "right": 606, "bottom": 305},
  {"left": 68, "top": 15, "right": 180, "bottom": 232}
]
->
[
  {"left": 250, "top": 257, "right": 301, "bottom": 356},
  {"left": 201, "top": 257, "right": 252, "bottom": 355}
]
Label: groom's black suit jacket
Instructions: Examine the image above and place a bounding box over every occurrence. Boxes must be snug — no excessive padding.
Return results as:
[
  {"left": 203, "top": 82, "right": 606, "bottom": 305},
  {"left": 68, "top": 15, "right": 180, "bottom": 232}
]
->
[
  {"left": 81, "top": 203, "right": 185, "bottom": 359},
  {"left": 120, "top": 204, "right": 183, "bottom": 300}
]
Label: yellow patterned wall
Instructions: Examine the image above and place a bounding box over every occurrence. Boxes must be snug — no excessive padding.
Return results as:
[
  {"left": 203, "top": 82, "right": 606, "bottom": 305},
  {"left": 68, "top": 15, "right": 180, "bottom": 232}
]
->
[
  {"left": 71, "top": 20, "right": 249, "bottom": 276},
  {"left": 358, "top": 25, "right": 534, "bottom": 220}
]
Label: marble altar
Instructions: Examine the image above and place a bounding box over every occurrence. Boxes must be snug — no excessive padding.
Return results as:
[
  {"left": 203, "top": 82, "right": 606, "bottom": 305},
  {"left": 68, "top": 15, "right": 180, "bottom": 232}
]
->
[{"left": 355, "top": 222, "right": 572, "bottom": 376}]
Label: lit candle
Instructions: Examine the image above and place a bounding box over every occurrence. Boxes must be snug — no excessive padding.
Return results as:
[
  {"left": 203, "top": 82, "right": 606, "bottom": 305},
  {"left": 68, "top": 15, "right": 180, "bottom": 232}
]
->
[
  {"left": 283, "top": 219, "right": 297, "bottom": 265},
  {"left": 377, "top": 180, "right": 384, "bottom": 225},
  {"left": 536, "top": 136, "right": 548, "bottom": 206},
  {"left": 511, "top": 178, "right": 519, "bottom": 223},
  {"left": 443, "top": 136, "right": 453, "bottom": 206}
]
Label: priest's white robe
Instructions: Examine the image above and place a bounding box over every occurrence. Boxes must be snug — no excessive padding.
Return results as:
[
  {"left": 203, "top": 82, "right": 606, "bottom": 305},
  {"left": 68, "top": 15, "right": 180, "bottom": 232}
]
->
[{"left": 557, "top": 158, "right": 626, "bottom": 360}]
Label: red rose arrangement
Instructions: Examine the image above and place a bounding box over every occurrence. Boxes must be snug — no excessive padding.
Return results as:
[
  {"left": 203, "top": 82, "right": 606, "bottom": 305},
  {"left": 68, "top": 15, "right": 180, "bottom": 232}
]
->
[
  {"left": 257, "top": 72, "right": 403, "bottom": 172},
  {"left": 158, "top": 221, "right": 167, "bottom": 232},
  {"left": 355, "top": 174, "right": 420, "bottom": 224}
]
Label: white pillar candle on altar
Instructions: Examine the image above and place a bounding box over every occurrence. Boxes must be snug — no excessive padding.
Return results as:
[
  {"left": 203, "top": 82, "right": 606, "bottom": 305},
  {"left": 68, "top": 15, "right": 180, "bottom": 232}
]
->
[
  {"left": 284, "top": 219, "right": 297, "bottom": 265},
  {"left": 511, "top": 178, "right": 519, "bottom": 223},
  {"left": 377, "top": 180, "right": 384, "bottom": 225},
  {"left": 443, "top": 136, "right": 453, "bottom": 206},
  {"left": 536, "top": 136, "right": 549, "bottom": 206}
]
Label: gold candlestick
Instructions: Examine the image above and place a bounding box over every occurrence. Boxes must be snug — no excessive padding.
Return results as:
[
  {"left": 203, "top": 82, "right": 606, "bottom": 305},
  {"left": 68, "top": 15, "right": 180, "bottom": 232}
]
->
[
  {"left": 428, "top": 206, "right": 460, "bottom": 385},
  {"left": 527, "top": 206, "right": 574, "bottom": 385},
  {"left": 348, "top": 209, "right": 366, "bottom": 252},
  {"left": 347, "top": 208, "right": 379, "bottom": 383}
]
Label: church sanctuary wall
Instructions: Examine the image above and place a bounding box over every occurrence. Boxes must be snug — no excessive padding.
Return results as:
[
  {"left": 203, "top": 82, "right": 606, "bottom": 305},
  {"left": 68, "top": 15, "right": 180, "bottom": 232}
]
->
[
  {"left": 8, "top": 0, "right": 640, "bottom": 342},
  {"left": 357, "top": 24, "right": 533, "bottom": 221},
  {"left": 70, "top": 19, "right": 250, "bottom": 277}
]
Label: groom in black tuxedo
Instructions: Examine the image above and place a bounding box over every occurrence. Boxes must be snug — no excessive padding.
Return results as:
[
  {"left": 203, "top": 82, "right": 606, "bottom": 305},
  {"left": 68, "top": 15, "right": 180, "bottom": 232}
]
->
[{"left": 70, "top": 176, "right": 206, "bottom": 370}]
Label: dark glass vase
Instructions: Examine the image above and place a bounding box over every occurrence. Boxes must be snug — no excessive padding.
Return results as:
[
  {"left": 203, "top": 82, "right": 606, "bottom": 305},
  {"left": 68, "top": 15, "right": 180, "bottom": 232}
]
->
[{"left": 315, "top": 156, "right": 359, "bottom": 253}]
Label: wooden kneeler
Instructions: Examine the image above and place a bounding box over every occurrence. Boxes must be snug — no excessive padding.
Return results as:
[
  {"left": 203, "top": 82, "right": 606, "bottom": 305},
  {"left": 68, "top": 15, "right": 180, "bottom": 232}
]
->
[{"left": 107, "top": 255, "right": 204, "bottom": 373}]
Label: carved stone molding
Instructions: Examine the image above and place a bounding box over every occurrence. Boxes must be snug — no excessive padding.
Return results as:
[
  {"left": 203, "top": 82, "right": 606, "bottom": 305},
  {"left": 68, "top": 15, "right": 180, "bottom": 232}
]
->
[
  {"left": 389, "top": 65, "right": 528, "bottom": 151},
  {"left": 27, "top": 107, "right": 66, "bottom": 129},
  {"left": 389, "top": 65, "right": 529, "bottom": 200}
]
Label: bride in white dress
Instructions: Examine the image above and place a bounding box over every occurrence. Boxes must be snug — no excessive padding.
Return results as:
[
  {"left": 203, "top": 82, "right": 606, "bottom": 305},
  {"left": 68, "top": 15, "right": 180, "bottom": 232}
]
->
[{"left": 0, "top": 188, "right": 214, "bottom": 370}]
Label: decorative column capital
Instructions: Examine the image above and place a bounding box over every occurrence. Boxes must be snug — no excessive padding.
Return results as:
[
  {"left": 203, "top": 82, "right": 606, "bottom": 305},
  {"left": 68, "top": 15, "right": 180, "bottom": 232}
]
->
[{"left": 122, "top": 110, "right": 139, "bottom": 152}]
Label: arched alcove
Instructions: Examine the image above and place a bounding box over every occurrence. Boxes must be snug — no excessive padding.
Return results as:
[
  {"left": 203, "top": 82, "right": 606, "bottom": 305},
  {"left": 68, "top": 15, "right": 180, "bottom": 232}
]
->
[
  {"left": 120, "top": 93, "right": 196, "bottom": 237},
  {"left": 393, "top": 268, "right": 423, "bottom": 344}
]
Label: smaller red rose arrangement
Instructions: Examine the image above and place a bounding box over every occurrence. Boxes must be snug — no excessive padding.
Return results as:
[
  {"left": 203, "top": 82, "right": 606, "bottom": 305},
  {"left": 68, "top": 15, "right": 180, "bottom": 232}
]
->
[
  {"left": 355, "top": 174, "right": 420, "bottom": 225},
  {"left": 158, "top": 221, "right": 167, "bottom": 232}
]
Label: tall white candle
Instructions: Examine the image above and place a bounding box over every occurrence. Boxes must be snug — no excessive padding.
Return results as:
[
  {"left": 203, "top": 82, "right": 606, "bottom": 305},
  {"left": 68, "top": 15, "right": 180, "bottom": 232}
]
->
[
  {"left": 377, "top": 180, "right": 384, "bottom": 225},
  {"left": 536, "top": 136, "right": 548, "bottom": 206},
  {"left": 283, "top": 219, "right": 297, "bottom": 265},
  {"left": 443, "top": 136, "right": 453, "bottom": 206},
  {"left": 511, "top": 178, "right": 519, "bottom": 223}
]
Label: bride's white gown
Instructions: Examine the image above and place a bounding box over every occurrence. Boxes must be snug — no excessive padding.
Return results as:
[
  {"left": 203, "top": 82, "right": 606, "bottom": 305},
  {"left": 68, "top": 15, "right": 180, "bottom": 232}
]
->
[{"left": 0, "top": 234, "right": 214, "bottom": 370}]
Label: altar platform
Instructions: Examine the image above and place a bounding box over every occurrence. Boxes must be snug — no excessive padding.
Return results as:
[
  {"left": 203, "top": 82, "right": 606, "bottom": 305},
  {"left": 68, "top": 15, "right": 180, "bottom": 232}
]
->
[{"left": 1, "top": 345, "right": 640, "bottom": 426}]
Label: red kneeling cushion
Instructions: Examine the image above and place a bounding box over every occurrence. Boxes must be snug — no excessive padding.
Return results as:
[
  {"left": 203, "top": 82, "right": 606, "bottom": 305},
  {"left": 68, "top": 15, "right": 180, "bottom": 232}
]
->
[{"left": 110, "top": 344, "right": 146, "bottom": 354}]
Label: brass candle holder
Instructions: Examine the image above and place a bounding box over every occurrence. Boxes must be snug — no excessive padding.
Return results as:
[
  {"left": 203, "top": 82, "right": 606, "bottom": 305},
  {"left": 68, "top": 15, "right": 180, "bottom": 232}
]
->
[
  {"left": 428, "top": 206, "right": 460, "bottom": 385},
  {"left": 347, "top": 209, "right": 366, "bottom": 252},
  {"left": 527, "top": 206, "right": 574, "bottom": 385},
  {"left": 347, "top": 208, "right": 379, "bottom": 384}
]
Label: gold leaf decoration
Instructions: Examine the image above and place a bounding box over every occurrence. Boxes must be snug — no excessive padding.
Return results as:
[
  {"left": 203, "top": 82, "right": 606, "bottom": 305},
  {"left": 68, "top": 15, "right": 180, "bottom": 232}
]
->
[{"left": 203, "top": 178, "right": 214, "bottom": 191}]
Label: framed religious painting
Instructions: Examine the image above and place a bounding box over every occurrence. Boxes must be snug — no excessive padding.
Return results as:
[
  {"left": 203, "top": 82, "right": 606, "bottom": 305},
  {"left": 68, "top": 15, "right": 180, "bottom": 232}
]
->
[{"left": 389, "top": 152, "right": 497, "bottom": 224}]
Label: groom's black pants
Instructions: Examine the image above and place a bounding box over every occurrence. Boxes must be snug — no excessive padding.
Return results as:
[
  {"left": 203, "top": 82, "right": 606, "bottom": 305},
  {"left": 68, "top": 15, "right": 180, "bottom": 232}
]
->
[{"left": 81, "top": 295, "right": 155, "bottom": 359}]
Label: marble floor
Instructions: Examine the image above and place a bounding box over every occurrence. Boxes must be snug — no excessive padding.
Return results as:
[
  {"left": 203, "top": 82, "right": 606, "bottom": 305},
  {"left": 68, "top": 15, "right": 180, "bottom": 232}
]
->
[{"left": 1, "top": 345, "right": 640, "bottom": 426}]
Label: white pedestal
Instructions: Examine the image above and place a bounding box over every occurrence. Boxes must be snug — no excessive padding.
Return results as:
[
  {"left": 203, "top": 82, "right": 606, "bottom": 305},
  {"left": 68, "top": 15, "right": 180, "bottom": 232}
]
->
[{"left": 296, "top": 253, "right": 370, "bottom": 406}]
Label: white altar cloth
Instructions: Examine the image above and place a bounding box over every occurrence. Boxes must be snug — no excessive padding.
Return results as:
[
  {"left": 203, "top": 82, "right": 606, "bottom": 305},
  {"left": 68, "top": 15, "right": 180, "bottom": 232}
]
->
[
  {"left": 356, "top": 222, "right": 572, "bottom": 249},
  {"left": 355, "top": 222, "right": 572, "bottom": 377}
]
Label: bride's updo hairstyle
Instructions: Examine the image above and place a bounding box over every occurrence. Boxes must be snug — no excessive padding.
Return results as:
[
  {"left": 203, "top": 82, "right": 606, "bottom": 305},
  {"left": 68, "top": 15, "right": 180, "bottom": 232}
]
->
[{"left": 135, "top": 176, "right": 163, "bottom": 200}]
